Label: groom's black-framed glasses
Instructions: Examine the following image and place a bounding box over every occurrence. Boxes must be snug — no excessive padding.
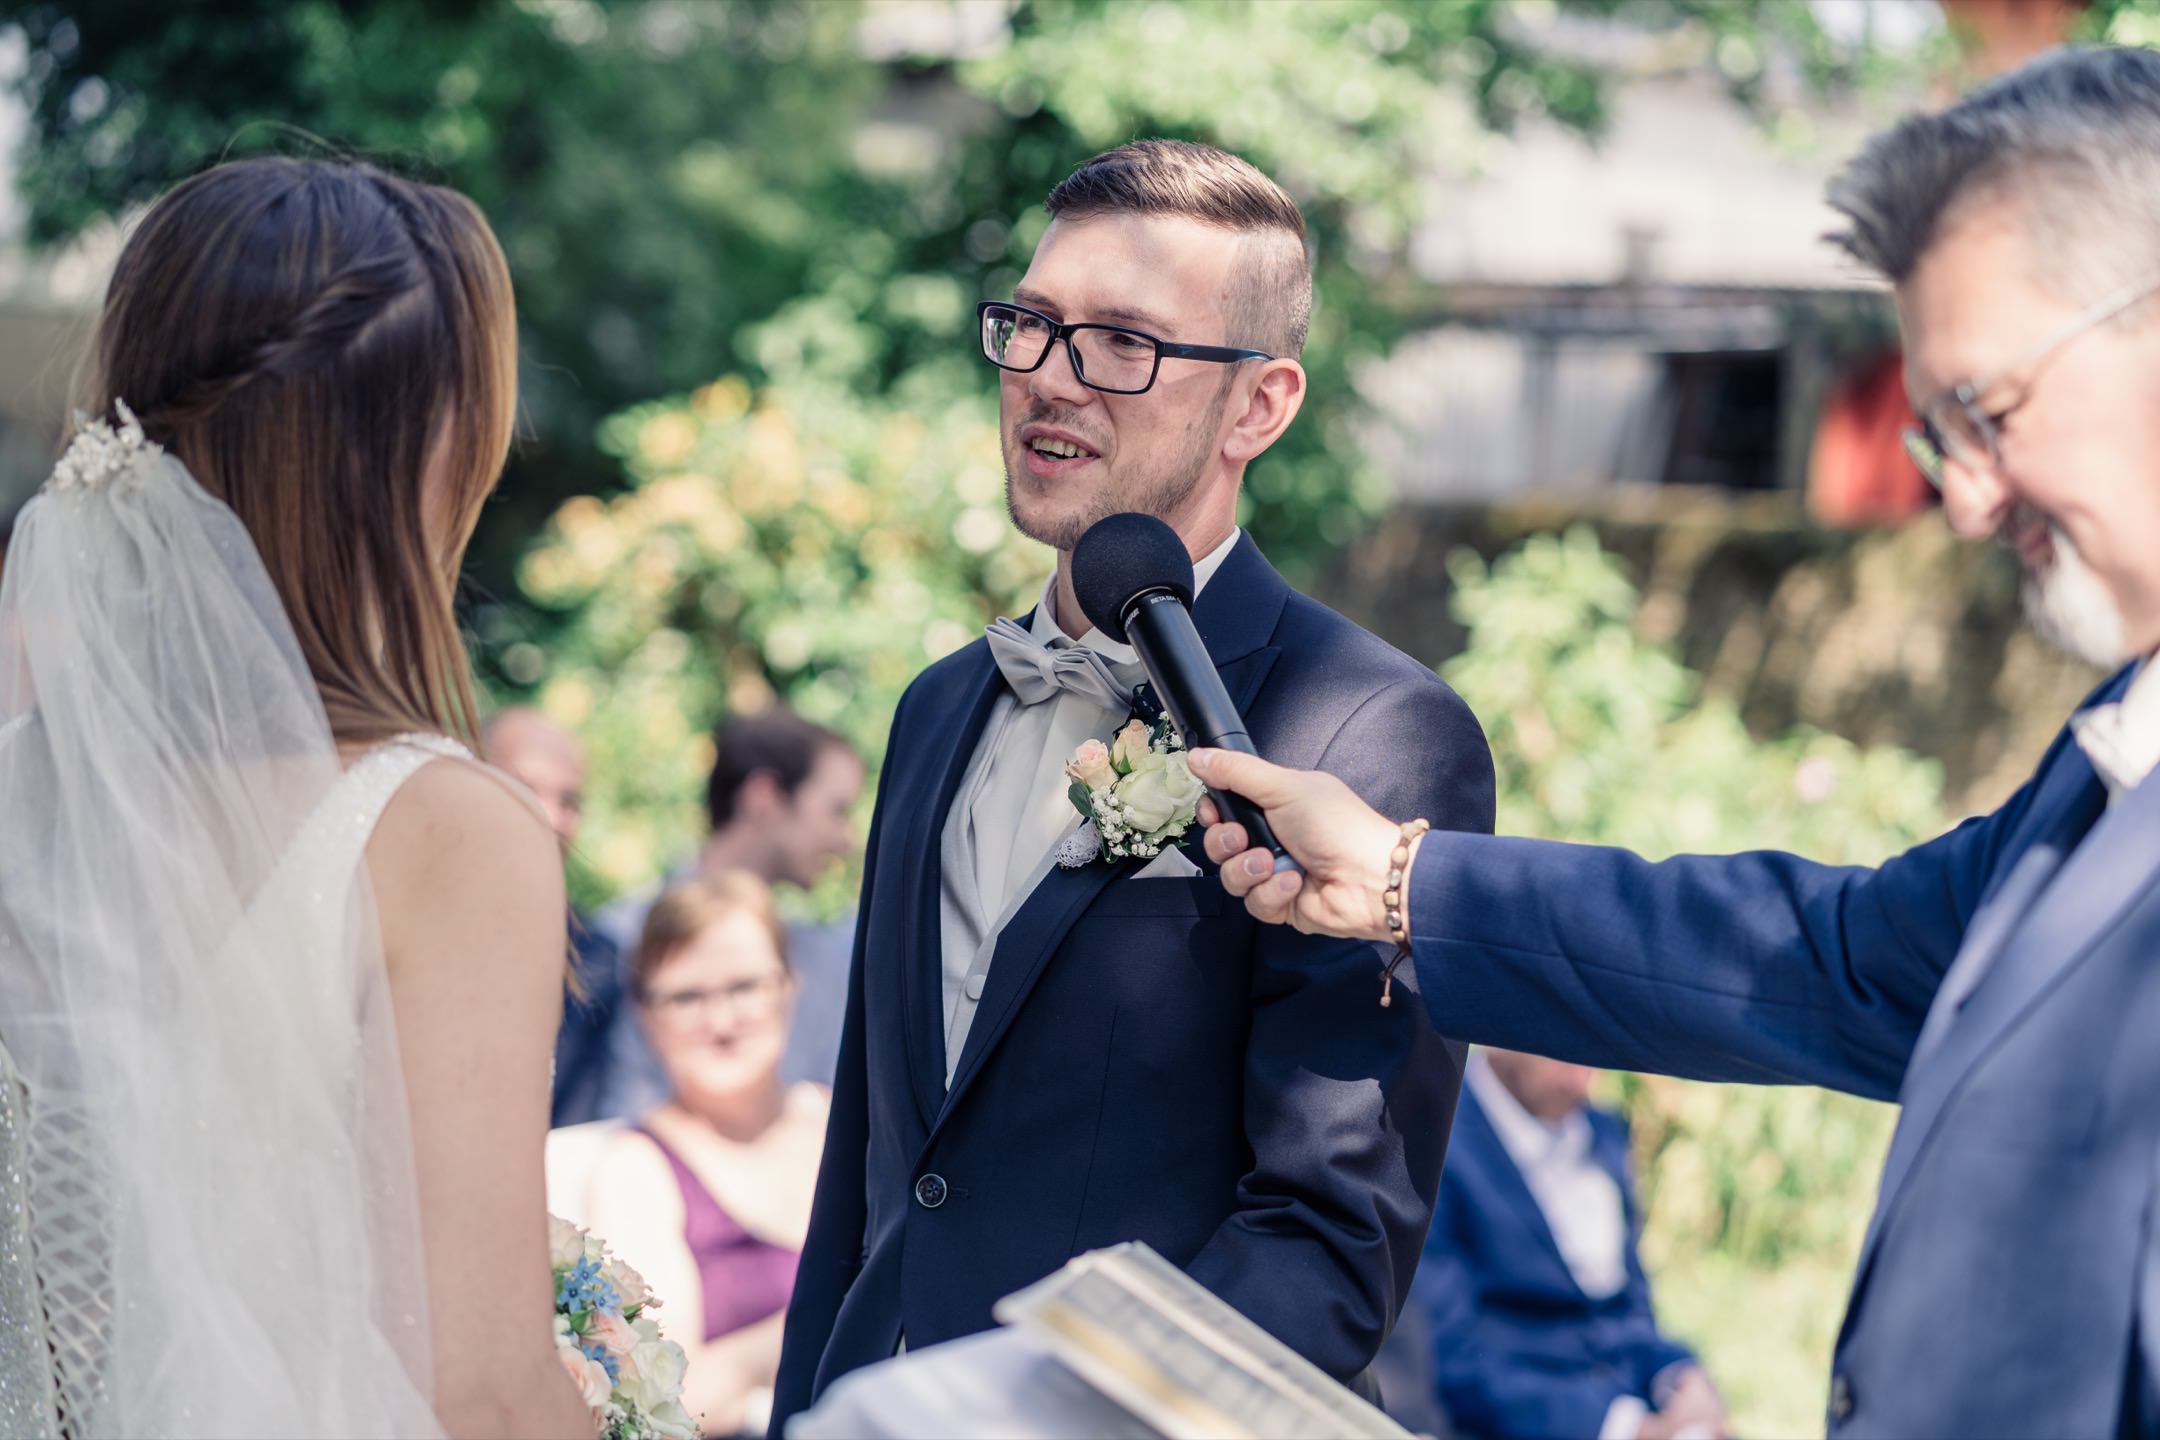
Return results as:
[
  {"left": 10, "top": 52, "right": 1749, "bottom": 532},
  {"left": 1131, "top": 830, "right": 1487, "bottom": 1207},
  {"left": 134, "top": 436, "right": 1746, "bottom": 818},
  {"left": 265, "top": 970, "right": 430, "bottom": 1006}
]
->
[{"left": 977, "top": 300, "right": 1273, "bottom": 396}]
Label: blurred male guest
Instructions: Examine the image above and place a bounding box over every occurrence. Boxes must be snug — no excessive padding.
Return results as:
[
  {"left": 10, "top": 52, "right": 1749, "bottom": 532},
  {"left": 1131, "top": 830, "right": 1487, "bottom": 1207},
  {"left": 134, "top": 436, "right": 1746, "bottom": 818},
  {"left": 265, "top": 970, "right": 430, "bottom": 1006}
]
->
[
  {"left": 594, "top": 706, "right": 864, "bottom": 1115},
  {"left": 481, "top": 707, "right": 623, "bottom": 1128},
  {"left": 1415, "top": 1050, "right": 1722, "bottom": 1440},
  {"left": 770, "top": 140, "right": 1495, "bottom": 1433},
  {"left": 1197, "top": 47, "right": 2160, "bottom": 1439}
]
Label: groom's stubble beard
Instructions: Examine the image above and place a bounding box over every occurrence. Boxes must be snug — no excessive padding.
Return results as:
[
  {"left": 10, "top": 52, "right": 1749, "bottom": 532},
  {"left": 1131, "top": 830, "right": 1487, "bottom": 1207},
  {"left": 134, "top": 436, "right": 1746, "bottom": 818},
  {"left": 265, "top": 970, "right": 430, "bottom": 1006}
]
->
[{"left": 1003, "top": 378, "right": 1233, "bottom": 552}]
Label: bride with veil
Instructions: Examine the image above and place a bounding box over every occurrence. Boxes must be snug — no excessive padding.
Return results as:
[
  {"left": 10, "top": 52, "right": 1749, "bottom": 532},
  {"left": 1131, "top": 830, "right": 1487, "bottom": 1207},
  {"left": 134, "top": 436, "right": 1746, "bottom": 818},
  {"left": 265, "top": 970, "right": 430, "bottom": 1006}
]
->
[{"left": 0, "top": 157, "right": 593, "bottom": 1438}]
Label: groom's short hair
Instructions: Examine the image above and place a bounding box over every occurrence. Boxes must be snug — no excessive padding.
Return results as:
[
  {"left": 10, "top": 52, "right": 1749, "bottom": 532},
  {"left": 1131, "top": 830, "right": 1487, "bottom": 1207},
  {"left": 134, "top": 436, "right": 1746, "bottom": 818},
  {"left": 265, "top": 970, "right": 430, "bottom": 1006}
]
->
[
  {"left": 706, "top": 705, "right": 851, "bottom": 831},
  {"left": 1045, "top": 139, "right": 1312, "bottom": 358}
]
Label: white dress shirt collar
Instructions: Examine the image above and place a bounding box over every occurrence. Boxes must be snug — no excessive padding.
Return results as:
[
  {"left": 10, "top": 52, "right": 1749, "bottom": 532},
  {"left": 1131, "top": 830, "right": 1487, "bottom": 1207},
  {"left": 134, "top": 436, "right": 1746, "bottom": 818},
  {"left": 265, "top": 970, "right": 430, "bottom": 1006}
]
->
[
  {"left": 1029, "top": 527, "right": 1244, "bottom": 657},
  {"left": 2072, "top": 656, "right": 2160, "bottom": 807},
  {"left": 1466, "top": 1049, "right": 1595, "bottom": 1172}
]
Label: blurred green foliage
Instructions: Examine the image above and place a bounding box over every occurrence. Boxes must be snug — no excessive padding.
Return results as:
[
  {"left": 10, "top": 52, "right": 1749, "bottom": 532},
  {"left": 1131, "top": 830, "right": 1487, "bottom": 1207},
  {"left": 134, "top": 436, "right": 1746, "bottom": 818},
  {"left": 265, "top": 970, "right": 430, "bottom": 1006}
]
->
[
  {"left": 0, "top": 0, "right": 1875, "bottom": 592},
  {"left": 1440, "top": 528, "right": 1944, "bottom": 1437},
  {"left": 518, "top": 363, "right": 1046, "bottom": 908}
]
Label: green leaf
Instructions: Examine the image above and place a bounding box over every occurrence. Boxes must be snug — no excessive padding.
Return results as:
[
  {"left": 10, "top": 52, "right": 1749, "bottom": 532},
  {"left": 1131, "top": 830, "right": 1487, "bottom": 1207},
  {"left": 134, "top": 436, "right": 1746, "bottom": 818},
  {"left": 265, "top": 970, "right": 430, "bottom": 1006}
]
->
[{"left": 1067, "top": 781, "right": 1093, "bottom": 819}]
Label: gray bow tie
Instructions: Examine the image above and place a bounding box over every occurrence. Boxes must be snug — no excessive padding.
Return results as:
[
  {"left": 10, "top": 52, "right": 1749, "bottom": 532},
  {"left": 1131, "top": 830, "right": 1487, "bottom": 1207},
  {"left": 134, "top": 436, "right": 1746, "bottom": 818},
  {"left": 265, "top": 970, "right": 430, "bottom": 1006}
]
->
[{"left": 985, "top": 617, "right": 1135, "bottom": 710}]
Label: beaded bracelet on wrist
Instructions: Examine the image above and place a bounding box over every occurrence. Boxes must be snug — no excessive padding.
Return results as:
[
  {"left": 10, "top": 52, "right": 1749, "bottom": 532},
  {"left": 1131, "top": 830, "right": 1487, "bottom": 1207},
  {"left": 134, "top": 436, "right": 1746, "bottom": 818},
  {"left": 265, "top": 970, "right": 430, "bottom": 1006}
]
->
[{"left": 1380, "top": 818, "right": 1430, "bottom": 1008}]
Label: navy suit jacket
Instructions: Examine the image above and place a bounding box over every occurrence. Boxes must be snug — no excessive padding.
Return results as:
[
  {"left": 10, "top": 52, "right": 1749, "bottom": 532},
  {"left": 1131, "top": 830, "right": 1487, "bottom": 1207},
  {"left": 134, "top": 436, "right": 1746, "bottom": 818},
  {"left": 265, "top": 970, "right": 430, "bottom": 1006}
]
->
[
  {"left": 771, "top": 535, "right": 1496, "bottom": 1429},
  {"left": 549, "top": 913, "right": 624, "bottom": 1128},
  {"left": 1412, "top": 1089, "right": 1693, "bottom": 1439},
  {"left": 1411, "top": 666, "right": 2160, "bottom": 1438}
]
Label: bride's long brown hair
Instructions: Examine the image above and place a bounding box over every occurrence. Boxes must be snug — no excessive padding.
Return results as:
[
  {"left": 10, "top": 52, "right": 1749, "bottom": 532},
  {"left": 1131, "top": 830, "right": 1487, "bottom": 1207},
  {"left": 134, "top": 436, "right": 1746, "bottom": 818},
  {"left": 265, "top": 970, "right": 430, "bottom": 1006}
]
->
[{"left": 83, "top": 156, "right": 517, "bottom": 746}]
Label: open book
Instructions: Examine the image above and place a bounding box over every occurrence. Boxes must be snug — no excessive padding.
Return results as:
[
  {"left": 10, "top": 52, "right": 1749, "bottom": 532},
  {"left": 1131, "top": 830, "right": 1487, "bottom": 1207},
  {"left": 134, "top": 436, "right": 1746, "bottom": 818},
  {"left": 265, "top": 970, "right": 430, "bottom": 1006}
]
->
[{"left": 788, "top": 1242, "right": 1414, "bottom": 1439}]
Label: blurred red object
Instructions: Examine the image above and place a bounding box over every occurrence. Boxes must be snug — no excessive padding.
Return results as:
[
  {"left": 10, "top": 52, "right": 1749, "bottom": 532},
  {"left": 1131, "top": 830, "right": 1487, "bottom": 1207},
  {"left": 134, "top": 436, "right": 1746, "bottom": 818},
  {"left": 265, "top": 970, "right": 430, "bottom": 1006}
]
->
[{"left": 1808, "top": 351, "right": 1932, "bottom": 528}]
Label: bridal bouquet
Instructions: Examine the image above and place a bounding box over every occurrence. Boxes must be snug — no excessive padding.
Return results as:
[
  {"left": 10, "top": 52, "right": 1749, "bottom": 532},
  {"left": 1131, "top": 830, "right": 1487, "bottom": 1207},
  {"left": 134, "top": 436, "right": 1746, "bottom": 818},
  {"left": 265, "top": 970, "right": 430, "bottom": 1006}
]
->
[{"left": 551, "top": 1215, "right": 700, "bottom": 1440}]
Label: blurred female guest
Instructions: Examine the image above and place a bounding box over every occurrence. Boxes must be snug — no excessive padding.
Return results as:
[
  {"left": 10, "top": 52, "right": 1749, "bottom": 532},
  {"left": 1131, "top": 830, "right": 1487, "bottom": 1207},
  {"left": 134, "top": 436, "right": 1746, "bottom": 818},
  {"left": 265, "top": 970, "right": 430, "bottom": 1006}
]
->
[{"left": 586, "top": 874, "right": 828, "bottom": 1438}]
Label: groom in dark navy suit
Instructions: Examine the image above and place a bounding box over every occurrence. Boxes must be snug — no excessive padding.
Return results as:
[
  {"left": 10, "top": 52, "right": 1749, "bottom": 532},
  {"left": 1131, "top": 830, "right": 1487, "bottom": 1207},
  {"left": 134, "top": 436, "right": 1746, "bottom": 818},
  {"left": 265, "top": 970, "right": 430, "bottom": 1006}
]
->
[{"left": 770, "top": 139, "right": 1495, "bottom": 1430}]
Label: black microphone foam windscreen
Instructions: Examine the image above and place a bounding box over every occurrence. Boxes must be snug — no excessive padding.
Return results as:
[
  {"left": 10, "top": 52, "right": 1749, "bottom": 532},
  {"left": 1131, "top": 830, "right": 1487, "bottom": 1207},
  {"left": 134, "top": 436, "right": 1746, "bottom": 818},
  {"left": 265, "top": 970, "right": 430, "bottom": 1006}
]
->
[{"left": 1071, "top": 513, "right": 1196, "bottom": 643}]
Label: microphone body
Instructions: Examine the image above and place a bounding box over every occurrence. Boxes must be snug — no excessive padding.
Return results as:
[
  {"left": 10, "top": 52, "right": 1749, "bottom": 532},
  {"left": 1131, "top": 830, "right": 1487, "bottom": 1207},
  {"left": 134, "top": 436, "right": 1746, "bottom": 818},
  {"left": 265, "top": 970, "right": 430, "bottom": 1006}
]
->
[{"left": 1122, "top": 590, "right": 1300, "bottom": 874}]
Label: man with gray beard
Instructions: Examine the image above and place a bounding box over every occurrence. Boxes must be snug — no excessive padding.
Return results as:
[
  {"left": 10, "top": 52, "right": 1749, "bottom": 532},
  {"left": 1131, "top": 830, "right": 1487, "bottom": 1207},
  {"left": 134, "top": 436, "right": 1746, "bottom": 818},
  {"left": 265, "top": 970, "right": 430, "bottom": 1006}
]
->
[{"left": 1195, "top": 45, "right": 2160, "bottom": 1440}]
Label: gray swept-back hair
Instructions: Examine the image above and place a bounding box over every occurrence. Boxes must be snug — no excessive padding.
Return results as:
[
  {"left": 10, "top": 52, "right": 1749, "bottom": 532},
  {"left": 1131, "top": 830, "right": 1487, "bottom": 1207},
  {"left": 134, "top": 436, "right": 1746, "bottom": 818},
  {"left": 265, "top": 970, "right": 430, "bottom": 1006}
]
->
[{"left": 1829, "top": 46, "right": 2160, "bottom": 298}]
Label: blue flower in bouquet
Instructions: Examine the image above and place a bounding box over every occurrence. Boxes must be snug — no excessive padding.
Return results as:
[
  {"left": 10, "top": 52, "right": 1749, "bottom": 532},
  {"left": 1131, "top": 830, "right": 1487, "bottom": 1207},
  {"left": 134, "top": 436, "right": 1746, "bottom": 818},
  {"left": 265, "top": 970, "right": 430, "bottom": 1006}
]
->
[
  {"left": 557, "top": 1255, "right": 622, "bottom": 1317},
  {"left": 550, "top": 1213, "right": 699, "bottom": 1440}
]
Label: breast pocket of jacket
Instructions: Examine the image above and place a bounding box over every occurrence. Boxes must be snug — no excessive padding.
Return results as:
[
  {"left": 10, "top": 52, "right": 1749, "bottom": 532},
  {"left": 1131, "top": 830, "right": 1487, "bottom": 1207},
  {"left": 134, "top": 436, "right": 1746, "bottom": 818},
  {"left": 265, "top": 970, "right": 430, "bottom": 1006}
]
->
[
  {"left": 1069, "top": 876, "right": 1243, "bottom": 1022},
  {"left": 1084, "top": 876, "right": 1227, "bottom": 919}
]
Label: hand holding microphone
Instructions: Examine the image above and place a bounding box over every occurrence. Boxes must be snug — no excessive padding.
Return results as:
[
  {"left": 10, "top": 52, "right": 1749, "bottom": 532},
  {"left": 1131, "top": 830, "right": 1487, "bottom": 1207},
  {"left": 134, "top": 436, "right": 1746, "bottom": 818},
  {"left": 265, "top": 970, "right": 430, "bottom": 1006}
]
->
[
  {"left": 1186, "top": 748, "right": 1405, "bottom": 944},
  {"left": 1069, "top": 513, "right": 1418, "bottom": 944}
]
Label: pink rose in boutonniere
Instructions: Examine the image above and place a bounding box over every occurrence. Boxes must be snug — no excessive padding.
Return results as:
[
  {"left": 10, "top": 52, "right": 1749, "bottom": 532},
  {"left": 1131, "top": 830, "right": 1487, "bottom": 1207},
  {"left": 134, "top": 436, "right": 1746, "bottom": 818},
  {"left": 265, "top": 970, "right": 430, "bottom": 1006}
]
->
[
  {"left": 1056, "top": 713, "right": 1204, "bottom": 868},
  {"left": 1111, "top": 718, "right": 1154, "bottom": 770},
  {"left": 1066, "top": 738, "right": 1117, "bottom": 792}
]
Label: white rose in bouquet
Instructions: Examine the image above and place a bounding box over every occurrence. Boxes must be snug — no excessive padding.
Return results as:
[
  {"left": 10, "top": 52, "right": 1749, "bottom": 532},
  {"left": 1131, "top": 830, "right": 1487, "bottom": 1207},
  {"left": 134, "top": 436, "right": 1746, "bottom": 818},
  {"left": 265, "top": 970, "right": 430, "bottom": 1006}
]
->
[
  {"left": 619, "top": 1334, "right": 690, "bottom": 1418},
  {"left": 549, "top": 1214, "right": 590, "bottom": 1271}
]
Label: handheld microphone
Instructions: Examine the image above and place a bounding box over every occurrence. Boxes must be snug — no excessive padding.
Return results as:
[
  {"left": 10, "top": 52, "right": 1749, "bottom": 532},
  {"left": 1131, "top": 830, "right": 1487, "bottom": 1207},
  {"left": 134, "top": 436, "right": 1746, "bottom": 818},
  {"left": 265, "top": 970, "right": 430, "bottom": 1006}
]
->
[{"left": 1071, "top": 514, "right": 1299, "bottom": 875}]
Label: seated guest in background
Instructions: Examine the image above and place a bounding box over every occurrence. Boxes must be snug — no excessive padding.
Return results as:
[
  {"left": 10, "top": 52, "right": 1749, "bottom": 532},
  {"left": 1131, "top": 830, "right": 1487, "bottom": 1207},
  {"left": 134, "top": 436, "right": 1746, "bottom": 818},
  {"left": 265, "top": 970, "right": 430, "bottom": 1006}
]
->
[
  {"left": 1412, "top": 1049, "right": 1726, "bottom": 1440},
  {"left": 481, "top": 706, "right": 623, "bottom": 1128},
  {"left": 586, "top": 875, "right": 829, "bottom": 1439},
  {"left": 593, "top": 706, "right": 864, "bottom": 1115}
]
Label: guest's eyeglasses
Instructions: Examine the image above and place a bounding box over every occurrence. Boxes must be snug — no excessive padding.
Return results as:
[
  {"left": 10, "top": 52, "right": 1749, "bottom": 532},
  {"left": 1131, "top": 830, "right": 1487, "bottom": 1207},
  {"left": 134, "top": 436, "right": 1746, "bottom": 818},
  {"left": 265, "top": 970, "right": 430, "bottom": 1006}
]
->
[
  {"left": 643, "top": 973, "right": 788, "bottom": 1024},
  {"left": 977, "top": 300, "right": 1272, "bottom": 396},
  {"left": 1902, "top": 272, "right": 2160, "bottom": 491}
]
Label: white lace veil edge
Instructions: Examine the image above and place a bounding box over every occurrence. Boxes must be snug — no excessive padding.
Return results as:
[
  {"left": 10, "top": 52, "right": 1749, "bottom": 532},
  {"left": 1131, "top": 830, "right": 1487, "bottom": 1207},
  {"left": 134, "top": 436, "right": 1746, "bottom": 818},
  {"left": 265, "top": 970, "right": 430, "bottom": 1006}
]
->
[{"left": 0, "top": 409, "right": 439, "bottom": 1438}]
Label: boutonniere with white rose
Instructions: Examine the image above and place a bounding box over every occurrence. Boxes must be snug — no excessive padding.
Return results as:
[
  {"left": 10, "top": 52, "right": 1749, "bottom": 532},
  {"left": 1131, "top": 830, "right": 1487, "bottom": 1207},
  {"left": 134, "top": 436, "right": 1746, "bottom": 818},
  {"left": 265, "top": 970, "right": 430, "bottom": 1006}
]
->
[{"left": 1055, "top": 714, "right": 1207, "bottom": 868}]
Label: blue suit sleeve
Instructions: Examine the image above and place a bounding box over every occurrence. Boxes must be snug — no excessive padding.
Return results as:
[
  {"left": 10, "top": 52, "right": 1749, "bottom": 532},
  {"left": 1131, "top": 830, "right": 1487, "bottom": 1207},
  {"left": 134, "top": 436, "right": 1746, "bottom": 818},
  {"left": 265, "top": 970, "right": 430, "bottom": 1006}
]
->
[
  {"left": 1407, "top": 730, "right": 2066, "bottom": 1100},
  {"left": 1187, "top": 676, "right": 1494, "bottom": 1381}
]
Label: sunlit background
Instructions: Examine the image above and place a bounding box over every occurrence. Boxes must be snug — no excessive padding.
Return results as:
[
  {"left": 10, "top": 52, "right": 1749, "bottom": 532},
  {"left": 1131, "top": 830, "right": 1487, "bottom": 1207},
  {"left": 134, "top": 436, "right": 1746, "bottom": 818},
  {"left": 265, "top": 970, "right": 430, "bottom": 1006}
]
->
[{"left": 0, "top": 2, "right": 2149, "bottom": 1431}]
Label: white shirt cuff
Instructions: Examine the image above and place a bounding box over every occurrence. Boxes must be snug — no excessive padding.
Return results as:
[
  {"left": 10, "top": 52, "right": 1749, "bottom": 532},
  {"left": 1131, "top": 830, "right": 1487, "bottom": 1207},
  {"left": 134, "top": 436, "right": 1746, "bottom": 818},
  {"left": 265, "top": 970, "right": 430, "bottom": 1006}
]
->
[{"left": 1601, "top": 1395, "right": 1649, "bottom": 1440}]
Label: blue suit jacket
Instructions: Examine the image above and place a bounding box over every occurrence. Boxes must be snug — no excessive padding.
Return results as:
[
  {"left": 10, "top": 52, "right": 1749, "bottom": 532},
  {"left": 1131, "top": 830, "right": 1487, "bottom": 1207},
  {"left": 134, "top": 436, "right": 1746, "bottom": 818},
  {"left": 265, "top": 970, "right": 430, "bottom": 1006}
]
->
[
  {"left": 549, "top": 914, "right": 624, "bottom": 1128},
  {"left": 1412, "top": 1089, "right": 1693, "bottom": 1439},
  {"left": 771, "top": 536, "right": 1496, "bottom": 1429},
  {"left": 1411, "top": 665, "right": 2160, "bottom": 1438}
]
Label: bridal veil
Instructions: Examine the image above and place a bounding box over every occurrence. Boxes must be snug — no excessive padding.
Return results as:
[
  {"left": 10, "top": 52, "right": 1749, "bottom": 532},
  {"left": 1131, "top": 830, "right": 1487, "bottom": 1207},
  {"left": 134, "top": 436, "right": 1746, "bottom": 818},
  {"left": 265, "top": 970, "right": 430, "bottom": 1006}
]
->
[{"left": 0, "top": 408, "right": 439, "bottom": 1437}]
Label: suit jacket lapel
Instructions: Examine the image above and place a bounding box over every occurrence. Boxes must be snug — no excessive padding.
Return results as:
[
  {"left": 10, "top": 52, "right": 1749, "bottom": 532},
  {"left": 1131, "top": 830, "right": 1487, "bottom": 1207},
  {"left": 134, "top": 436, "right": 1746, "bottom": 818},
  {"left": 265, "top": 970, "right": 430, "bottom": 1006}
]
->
[
  {"left": 928, "top": 539, "right": 1291, "bottom": 1133},
  {"left": 1855, "top": 740, "right": 2151, "bottom": 1284},
  {"left": 1461, "top": 1092, "right": 1580, "bottom": 1290},
  {"left": 900, "top": 643, "right": 1004, "bottom": 1131}
]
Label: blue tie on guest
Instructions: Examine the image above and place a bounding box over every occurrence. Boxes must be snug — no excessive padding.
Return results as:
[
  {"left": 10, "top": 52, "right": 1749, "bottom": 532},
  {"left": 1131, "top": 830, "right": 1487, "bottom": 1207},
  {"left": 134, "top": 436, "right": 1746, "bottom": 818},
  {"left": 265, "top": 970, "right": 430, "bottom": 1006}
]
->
[{"left": 1410, "top": 1050, "right": 1725, "bottom": 1440}]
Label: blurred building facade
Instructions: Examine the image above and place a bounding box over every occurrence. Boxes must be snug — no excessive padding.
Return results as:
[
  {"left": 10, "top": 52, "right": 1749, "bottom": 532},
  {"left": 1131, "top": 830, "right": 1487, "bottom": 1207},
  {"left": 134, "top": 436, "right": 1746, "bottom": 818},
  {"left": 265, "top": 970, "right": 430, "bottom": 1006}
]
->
[{"left": 1368, "top": 11, "right": 1930, "bottom": 524}]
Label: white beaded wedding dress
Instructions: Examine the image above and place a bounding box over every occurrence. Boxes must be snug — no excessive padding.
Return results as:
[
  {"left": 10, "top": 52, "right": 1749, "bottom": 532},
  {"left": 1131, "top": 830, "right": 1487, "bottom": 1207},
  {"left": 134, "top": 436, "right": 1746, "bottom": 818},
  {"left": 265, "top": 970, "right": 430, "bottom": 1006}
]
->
[{"left": 0, "top": 409, "right": 448, "bottom": 1438}]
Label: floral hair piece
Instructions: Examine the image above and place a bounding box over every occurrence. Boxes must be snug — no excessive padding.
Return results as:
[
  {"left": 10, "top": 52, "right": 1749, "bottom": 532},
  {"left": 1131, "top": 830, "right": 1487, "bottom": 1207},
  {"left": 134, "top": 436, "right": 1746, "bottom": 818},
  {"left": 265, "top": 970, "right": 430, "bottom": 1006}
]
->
[{"left": 50, "top": 400, "right": 160, "bottom": 493}]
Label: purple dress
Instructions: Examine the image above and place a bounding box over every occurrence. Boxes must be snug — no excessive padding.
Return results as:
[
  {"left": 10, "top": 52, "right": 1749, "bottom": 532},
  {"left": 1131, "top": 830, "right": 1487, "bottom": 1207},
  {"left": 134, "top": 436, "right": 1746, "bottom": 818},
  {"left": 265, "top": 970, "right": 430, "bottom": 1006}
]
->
[{"left": 635, "top": 1125, "right": 801, "bottom": 1342}]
